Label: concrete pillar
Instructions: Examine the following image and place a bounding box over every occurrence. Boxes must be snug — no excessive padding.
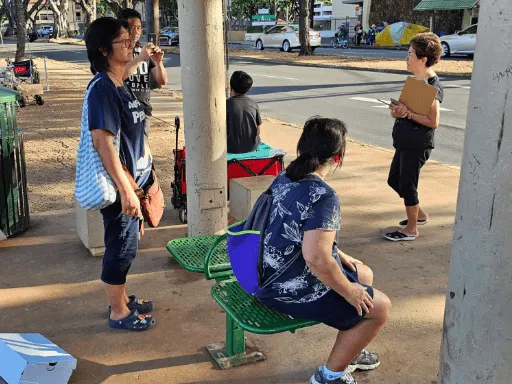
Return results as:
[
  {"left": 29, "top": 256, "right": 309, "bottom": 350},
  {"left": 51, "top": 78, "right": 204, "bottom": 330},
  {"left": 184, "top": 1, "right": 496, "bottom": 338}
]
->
[
  {"left": 177, "top": 0, "right": 228, "bottom": 236},
  {"left": 438, "top": 1, "right": 512, "bottom": 383}
]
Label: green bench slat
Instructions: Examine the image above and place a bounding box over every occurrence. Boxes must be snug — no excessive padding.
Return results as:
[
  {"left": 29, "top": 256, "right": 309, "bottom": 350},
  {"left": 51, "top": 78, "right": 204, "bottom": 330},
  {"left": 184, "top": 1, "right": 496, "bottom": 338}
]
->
[
  {"left": 166, "top": 235, "right": 231, "bottom": 273},
  {"left": 211, "top": 278, "right": 317, "bottom": 335}
]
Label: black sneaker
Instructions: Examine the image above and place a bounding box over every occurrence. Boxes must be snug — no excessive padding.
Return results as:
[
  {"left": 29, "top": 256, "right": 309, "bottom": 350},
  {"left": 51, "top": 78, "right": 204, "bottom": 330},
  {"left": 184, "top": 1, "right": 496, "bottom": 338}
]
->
[
  {"left": 347, "top": 350, "right": 380, "bottom": 373},
  {"left": 383, "top": 230, "right": 417, "bottom": 241},
  {"left": 310, "top": 367, "right": 358, "bottom": 384}
]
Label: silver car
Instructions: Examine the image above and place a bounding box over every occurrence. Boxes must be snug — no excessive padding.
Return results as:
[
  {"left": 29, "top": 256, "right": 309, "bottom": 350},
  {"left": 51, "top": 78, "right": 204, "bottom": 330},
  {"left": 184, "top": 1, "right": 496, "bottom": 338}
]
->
[
  {"left": 441, "top": 24, "right": 477, "bottom": 57},
  {"left": 255, "top": 24, "right": 322, "bottom": 53}
]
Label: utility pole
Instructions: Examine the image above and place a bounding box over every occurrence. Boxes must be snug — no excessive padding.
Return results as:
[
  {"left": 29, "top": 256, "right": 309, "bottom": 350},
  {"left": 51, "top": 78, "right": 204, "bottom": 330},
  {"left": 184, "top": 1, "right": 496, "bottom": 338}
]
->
[
  {"left": 438, "top": 1, "right": 512, "bottom": 383},
  {"left": 177, "top": 0, "right": 228, "bottom": 236}
]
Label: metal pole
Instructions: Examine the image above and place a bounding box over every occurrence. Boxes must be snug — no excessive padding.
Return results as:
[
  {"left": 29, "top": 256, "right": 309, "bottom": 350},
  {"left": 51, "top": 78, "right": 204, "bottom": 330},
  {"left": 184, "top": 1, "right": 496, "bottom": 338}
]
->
[
  {"left": 43, "top": 57, "right": 49, "bottom": 91},
  {"left": 438, "top": 1, "right": 512, "bottom": 382},
  {"left": 177, "top": 0, "right": 228, "bottom": 236}
]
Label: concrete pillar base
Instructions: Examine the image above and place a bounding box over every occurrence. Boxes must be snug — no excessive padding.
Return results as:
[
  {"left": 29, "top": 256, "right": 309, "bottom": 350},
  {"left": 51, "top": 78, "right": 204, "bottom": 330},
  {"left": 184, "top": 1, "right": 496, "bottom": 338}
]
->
[
  {"left": 75, "top": 200, "right": 105, "bottom": 257},
  {"left": 229, "top": 176, "right": 276, "bottom": 222}
]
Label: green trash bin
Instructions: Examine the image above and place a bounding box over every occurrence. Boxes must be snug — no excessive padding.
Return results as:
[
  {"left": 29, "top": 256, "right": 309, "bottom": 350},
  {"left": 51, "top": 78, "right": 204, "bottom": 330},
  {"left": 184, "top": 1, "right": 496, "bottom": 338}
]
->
[{"left": 0, "top": 86, "right": 30, "bottom": 237}]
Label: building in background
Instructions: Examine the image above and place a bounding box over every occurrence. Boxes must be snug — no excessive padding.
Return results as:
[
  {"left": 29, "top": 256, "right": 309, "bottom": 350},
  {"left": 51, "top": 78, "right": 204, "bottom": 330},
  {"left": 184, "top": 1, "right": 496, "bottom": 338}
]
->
[
  {"left": 313, "top": 0, "right": 359, "bottom": 37},
  {"left": 29, "top": 0, "right": 85, "bottom": 35}
]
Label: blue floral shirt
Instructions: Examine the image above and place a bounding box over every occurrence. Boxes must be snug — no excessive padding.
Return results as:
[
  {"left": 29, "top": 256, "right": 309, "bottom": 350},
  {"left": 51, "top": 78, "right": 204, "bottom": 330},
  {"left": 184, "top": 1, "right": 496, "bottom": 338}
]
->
[{"left": 256, "top": 172, "right": 342, "bottom": 304}]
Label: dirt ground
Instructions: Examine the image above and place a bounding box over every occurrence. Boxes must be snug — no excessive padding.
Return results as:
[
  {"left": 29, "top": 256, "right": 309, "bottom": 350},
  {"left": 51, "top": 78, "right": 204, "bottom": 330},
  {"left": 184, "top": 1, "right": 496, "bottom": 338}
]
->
[
  {"left": 161, "top": 46, "right": 473, "bottom": 77},
  {"left": 11, "top": 58, "right": 183, "bottom": 213}
]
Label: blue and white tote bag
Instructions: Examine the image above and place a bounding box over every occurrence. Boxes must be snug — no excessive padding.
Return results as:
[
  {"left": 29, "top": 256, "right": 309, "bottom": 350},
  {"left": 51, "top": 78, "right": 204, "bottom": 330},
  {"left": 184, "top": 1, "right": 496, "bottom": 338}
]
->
[{"left": 74, "top": 78, "right": 119, "bottom": 211}]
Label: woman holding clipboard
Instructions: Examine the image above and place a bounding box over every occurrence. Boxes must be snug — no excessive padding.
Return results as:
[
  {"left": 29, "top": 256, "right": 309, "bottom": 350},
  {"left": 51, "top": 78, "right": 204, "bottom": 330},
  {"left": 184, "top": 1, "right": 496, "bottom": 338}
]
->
[{"left": 383, "top": 33, "right": 444, "bottom": 242}]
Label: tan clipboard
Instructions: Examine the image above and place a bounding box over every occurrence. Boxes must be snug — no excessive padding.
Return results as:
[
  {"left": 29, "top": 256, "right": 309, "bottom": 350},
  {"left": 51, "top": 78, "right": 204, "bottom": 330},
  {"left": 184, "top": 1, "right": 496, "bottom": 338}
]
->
[{"left": 399, "top": 76, "right": 438, "bottom": 115}]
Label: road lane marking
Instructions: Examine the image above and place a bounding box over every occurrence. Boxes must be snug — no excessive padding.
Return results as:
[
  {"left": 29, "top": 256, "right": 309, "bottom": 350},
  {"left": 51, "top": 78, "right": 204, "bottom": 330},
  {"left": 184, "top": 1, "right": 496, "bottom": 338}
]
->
[
  {"left": 251, "top": 73, "right": 299, "bottom": 81},
  {"left": 350, "top": 96, "right": 454, "bottom": 112},
  {"left": 444, "top": 84, "right": 471, "bottom": 89}
]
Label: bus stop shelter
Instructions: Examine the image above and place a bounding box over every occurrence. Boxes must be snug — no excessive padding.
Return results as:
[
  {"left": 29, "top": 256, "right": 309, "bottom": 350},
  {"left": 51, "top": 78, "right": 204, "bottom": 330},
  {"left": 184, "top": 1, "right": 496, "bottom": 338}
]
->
[{"left": 414, "top": 0, "right": 479, "bottom": 32}]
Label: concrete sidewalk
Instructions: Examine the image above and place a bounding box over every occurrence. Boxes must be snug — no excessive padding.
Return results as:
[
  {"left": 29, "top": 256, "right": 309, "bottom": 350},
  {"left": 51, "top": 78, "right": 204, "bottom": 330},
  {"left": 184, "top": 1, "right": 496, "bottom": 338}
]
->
[{"left": 0, "top": 58, "right": 460, "bottom": 383}]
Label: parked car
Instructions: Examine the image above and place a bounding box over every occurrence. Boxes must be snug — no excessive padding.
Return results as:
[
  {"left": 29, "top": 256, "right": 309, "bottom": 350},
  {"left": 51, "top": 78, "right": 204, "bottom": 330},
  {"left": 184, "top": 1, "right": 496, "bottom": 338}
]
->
[
  {"left": 255, "top": 24, "right": 321, "bottom": 52},
  {"left": 37, "top": 25, "right": 54, "bottom": 37},
  {"left": 160, "top": 27, "right": 179, "bottom": 46},
  {"left": 441, "top": 24, "right": 477, "bottom": 57}
]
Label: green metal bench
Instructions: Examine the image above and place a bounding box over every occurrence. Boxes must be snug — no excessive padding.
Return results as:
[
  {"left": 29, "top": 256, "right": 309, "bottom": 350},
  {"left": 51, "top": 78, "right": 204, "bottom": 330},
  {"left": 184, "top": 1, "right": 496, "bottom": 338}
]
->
[
  {"left": 166, "top": 234, "right": 233, "bottom": 280},
  {"left": 167, "top": 233, "right": 318, "bottom": 369},
  {"left": 208, "top": 278, "right": 318, "bottom": 369}
]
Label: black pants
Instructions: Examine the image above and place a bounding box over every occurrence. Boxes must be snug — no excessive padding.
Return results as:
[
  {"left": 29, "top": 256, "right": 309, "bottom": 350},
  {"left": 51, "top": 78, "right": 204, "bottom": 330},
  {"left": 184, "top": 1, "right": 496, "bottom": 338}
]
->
[{"left": 388, "top": 148, "right": 431, "bottom": 207}]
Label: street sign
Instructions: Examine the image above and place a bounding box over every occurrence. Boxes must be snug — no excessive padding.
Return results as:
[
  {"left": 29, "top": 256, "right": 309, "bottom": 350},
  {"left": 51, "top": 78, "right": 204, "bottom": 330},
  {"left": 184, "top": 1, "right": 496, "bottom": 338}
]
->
[
  {"left": 251, "top": 14, "right": 276, "bottom": 21},
  {"left": 252, "top": 21, "right": 276, "bottom": 26},
  {"left": 355, "top": 5, "right": 362, "bottom": 16},
  {"left": 258, "top": 8, "right": 270, "bottom": 15}
]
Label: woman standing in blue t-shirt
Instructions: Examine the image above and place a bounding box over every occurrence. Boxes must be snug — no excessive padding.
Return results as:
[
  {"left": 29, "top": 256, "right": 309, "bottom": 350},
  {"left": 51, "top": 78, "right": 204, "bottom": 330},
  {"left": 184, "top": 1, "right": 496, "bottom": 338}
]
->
[
  {"left": 256, "top": 117, "right": 392, "bottom": 384},
  {"left": 83, "top": 17, "right": 155, "bottom": 331}
]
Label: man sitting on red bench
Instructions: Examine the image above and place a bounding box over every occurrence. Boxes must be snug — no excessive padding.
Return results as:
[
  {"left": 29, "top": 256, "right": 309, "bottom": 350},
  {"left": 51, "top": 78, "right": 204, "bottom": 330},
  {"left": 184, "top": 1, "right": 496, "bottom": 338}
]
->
[{"left": 226, "top": 71, "right": 262, "bottom": 154}]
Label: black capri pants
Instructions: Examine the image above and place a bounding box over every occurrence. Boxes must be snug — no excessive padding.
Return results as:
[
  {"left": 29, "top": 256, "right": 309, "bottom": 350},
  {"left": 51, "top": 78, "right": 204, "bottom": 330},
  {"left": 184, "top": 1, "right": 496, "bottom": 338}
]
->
[{"left": 388, "top": 148, "right": 431, "bottom": 207}]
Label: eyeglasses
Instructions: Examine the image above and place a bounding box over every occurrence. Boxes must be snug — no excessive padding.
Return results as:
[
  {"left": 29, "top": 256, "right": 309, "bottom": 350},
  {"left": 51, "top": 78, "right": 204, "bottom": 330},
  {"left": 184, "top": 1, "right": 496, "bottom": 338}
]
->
[{"left": 112, "top": 38, "right": 135, "bottom": 48}]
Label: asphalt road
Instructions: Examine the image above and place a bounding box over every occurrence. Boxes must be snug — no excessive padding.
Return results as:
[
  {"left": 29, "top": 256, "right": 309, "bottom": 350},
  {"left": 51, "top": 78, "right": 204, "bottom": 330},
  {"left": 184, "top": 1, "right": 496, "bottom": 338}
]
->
[{"left": 17, "top": 41, "right": 470, "bottom": 166}]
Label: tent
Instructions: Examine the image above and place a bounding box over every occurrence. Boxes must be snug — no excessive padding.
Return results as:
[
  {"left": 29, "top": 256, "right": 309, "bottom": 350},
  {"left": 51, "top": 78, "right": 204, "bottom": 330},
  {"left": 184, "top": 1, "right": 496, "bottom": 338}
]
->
[{"left": 376, "top": 22, "right": 430, "bottom": 46}]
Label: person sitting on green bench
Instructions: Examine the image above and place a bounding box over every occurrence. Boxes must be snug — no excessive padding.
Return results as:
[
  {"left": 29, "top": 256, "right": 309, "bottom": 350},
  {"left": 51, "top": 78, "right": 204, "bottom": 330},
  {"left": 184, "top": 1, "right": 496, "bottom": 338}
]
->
[
  {"left": 255, "top": 117, "right": 392, "bottom": 384},
  {"left": 226, "top": 71, "right": 261, "bottom": 154}
]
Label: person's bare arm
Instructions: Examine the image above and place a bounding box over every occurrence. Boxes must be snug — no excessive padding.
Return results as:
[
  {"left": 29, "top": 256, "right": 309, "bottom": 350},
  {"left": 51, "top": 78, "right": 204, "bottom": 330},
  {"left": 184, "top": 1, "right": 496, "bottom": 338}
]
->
[
  {"left": 302, "top": 230, "right": 373, "bottom": 316},
  {"left": 391, "top": 100, "right": 440, "bottom": 129},
  {"left": 91, "top": 129, "right": 141, "bottom": 217},
  {"left": 407, "top": 99, "right": 440, "bottom": 129},
  {"left": 123, "top": 44, "right": 153, "bottom": 80},
  {"left": 149, "top": 47, "right": 167, "bottom": 85}
]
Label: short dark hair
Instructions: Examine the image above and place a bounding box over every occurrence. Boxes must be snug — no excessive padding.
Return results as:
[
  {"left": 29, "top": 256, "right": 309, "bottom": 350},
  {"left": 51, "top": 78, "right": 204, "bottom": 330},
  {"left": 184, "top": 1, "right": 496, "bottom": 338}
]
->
[
  {"left": 286, "top": 116, "right": 348, "bottom": 181},
  {"left": 84, "top": 17, "right": 128, "bottom": 74},
  {"left": 230, "top": 71, "right": 253, "bottom": 95},
  {"left": 410, "top": 32, "right": 443, "bottom": 68},
  {"left": 117, "top": 8, "right": 142, "bottom": 21}
]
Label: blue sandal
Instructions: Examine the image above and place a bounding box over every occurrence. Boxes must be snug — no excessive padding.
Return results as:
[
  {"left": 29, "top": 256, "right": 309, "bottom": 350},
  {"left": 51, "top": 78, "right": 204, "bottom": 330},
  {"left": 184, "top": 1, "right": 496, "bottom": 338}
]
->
[
  {"left": 109, "top": 309, "right": 156, "bottom": 331},
  {"left": 127, "top": 295, "right": 153, "bottom": 313},
  {"left": 109, "top": 295, "right": 153, "bottom": 315}
]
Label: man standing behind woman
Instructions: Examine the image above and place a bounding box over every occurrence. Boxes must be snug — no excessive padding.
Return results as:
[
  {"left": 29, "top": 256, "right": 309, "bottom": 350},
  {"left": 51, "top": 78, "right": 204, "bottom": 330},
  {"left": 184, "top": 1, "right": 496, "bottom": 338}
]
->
[{"left": 118, "top": 8, "right": 168, "bottom": 135}]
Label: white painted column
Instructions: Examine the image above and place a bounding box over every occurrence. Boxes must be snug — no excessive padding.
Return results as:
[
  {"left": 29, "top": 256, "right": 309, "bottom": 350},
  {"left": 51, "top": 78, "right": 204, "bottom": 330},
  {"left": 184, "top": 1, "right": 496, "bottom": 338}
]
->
[
  {"left": 362, "top": 0, "right": 372, "bottom": 30},
  {"left": 438, "top": 1, "right": 512, "bottom": 383},
  {"left": 177, "top": 0, "right": 228, "bottom": 236}
]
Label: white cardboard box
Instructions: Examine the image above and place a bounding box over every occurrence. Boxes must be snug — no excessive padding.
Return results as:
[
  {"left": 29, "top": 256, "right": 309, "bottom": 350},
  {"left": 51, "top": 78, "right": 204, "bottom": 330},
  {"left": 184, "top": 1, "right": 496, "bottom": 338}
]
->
[{"left": 0, "top": 334, "right": 77, "bottom": 384}]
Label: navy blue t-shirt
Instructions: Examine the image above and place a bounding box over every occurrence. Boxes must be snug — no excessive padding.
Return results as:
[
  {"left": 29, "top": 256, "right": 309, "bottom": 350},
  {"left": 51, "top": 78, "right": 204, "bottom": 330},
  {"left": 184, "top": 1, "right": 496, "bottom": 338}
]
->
[
  {"left": 255, "top": 172, "right": 342, "bottom": 304},
  {"left": 87, "top": 72, "right": 152, "bottom": 188}
]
